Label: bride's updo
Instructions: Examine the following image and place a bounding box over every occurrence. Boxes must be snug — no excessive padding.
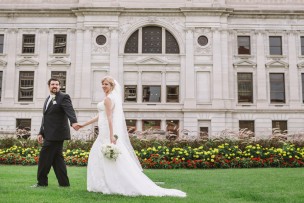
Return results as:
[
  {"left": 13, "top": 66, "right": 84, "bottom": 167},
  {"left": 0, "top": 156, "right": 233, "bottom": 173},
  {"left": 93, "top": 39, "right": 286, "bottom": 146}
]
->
[{"left": 102, "top": 76, "right": 116, "bottom": 91}]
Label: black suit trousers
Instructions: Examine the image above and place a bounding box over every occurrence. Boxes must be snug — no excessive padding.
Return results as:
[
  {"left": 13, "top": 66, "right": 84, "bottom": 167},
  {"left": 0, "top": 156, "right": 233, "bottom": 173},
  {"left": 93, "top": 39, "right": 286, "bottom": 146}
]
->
[{"left": 37, "top": 140, "right": 70, "bottom": 186}]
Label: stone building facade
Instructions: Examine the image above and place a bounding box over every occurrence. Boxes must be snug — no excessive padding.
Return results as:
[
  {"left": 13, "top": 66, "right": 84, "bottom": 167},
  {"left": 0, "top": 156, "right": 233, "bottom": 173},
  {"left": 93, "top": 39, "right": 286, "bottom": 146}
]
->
[{"left": 0, "top": 0, "right": 304, "bottom": 138}]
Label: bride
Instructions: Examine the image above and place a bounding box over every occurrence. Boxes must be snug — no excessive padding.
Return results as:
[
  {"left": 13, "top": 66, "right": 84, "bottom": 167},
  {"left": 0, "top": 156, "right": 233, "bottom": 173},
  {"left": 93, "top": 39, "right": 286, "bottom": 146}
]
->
[{"left": 79, "top": 76, "right": 186, "bottom": 197}]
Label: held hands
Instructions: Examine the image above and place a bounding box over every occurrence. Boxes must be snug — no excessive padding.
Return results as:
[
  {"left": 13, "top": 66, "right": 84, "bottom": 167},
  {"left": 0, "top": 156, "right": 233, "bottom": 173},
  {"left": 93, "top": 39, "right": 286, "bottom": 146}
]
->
[{"left": 72, "top": 123, "right": 84, "bottom": 131}]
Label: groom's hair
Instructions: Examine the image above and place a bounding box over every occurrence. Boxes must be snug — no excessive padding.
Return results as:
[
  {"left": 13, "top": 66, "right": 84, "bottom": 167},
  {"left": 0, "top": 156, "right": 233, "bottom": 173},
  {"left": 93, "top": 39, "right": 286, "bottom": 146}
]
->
[{"left": 48, "top": 78, "right": 61, "bottom": 86}]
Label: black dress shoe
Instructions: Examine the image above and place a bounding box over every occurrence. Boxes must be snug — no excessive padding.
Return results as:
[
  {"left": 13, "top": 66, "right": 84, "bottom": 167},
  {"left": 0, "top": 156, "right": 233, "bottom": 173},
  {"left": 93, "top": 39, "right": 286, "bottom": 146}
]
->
[{"left": 30, "top": 184, "right": 47, "bottom": 188}]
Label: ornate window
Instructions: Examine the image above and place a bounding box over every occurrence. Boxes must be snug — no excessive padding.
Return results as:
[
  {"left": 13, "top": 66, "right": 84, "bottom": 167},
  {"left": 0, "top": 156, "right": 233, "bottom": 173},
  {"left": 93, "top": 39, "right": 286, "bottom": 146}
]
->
[
  {"left": 142, "top": 86, "right": 161, "bottom": 102},
  {"left": 237, "top": 73, "right": 253, "bottom": 103},
  {"left": 166, "top": 120, "right": 179, "bottom": 136},
  {"left": 51, "top": 71, "right": 66, "bottom": 93},
  {"left": 16, "top": 118, "right": 31, "bottom": 139},
  {"left": 142, "top": 120, "right": 161, "bottom": 131},
  {"left": 166, "top": 30, "right": 179, "bottom": 53},
  {"left": 199, "top": 127, "right": 209, "bottom": 138},
  {"left": 22, "top": 35, "right": 35, "bottom": 54},
  {"left": 96, "top": 35, "right": 107, "bottom": 46},
  {"left": 126, "top": 120, "right": 136, "bottom": 133},
  {"left": 54, "top": 35, "right": 67, "bottom": 54},
  {"left": 142, "top": 26, "right": 162, "bottom": 53},
  {"left": 272, "top": 120, "right": 287, "bottom": 134},
  {"left": 124, "top": 26, "right": 179, "bottom": 54},
  {"left": 124, "top": 30, "right": 138, "bottom": 53},
  {"left": 197, "top": 35, "right": 208, "bottom": 47},
  {"left": 0, "top": 34, "right": 3, "bottom": 53},
  {"left": 270, "top": 73, "right": 285, "bottom": 103},
  {"left": 166, "top": 86, "right": 179, "bottom": 102},
  {"left": 18, "top": 71, "right": 34, "bottom": 102},
  {"left": 124, "top": 85, "right": 137, "bottom": 102},
  {"left": 269, "top": 36, "right": 282, "bottom": 55},
  {"left": 239, "top": 120, "right": 255, "bottom": 133},
  {"left": 237, "top": 36, "right": 250, "bottom": 55}
]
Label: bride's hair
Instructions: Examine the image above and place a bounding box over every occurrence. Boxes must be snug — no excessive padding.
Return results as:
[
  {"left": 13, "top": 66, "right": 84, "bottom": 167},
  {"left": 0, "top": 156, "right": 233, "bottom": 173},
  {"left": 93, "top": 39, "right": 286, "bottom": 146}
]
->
[{"left": 102, "top": 76, "right": 116, "bottom": 91}]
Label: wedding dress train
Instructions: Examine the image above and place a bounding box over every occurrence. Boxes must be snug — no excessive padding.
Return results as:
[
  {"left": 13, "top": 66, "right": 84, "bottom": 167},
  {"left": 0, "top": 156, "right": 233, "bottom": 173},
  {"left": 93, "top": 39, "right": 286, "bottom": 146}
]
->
[{"left": 87, "top": 99, "right": 186, "bottom": 197}]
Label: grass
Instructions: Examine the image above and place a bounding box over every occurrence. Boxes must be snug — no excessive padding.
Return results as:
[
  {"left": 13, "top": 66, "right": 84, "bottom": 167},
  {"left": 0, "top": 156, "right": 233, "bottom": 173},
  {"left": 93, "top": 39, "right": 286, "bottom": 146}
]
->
[{"left": 0, "top": 166, "right": 303, "bottom": 203}]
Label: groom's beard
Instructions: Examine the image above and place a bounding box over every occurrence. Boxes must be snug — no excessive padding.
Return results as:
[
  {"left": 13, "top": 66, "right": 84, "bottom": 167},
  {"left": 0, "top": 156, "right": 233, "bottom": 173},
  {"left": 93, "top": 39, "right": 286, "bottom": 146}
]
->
[{"left": 50, "top": 88, "right": 59, "bottom": 94}]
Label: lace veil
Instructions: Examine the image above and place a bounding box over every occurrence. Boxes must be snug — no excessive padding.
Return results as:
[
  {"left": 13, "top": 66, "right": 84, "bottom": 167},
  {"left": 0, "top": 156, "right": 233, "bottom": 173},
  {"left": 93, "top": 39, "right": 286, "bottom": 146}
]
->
[{"left": 110, "top": 79, "right": 143, "bottom": 171}]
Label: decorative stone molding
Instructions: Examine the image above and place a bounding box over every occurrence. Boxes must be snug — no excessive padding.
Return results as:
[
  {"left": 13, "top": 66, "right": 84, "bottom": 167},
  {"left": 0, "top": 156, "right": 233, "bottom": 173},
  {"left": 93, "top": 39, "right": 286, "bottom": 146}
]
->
[
  {"left": 47, "top": 58, "right": 71, "bottom": 67},
  {"left": 265, "top": 60, "right": 289, "bottom": 69},
  {"left": 38, "top": 28, "right": 49, "bottom": 34},
  {"left": 135, "top": 57, "right": 168, "bottom": 65},
  {"left": 92, "top": 27, "right": 110, "bottom": 54},
  {"left": 0, "top": 59, "right": 7, "bottom": 67},
  {"left": 194, "top": 27, "right": 212, "bottom": 55},
  {"left": 6, "top": 28, "right": 18, "bottom": 34},
  {"left": 233, "top": 60, "right": 257, "bottom": 69},
  {"left": 297, "top": 61, "right": 304, "bottom": 69},
  {"left": 15, "top": 58, "right": 39, "bottom": 67}
]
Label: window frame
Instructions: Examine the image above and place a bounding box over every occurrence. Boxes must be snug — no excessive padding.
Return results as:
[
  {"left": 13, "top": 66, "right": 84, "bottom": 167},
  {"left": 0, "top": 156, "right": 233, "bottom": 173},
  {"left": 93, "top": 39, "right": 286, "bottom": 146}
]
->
[
  {"left": 18, "top": 71, "right": 34, "bottom": 102},
  {"left": 22, "top": 34, "right": 35, "bottom": 54},
  {"left": 53, "top": 34, "right": 67, "bottom": 54},
  {"left": 142, "top": 120, "right": 161, "bottom": 131},
  {"left": 239, "top": 120, "right": 255, "bottom": 133},
  {"left": 124, "top": 85, "right": 137, "bottom": 102},
  {"left": 237, "top": 72, "right": 253, "bottom": 103},
  {"left": 166, "top": 85, "right": 179, "bottom": 103},
  {"left": 272, "top": 120, "right": 287, "bottom": 134},
  {"left": 142, "top": 85, "right": 161, "bottom": 103},
  {"left": 237, "top": 36, "right": 251, "bottom": 55},
  {"left": 269, "top": 36, "right": 282, "bottom": 55},
  {"left": 269, "top": 73, "right": 285, "bottom": 104}
]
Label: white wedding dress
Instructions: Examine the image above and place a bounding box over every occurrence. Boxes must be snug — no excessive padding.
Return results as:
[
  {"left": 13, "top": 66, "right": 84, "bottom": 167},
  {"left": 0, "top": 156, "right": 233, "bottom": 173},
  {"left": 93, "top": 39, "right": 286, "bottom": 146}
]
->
[{"left": 87, "top": 97, "right": 186, "bottom": 197}]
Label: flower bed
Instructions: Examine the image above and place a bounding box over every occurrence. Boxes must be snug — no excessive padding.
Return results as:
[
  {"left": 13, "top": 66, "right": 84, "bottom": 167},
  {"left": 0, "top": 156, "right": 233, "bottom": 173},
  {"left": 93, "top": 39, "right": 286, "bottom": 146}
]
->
[{"left": 1, "top": 143, "right": 303, "bottom": 168}]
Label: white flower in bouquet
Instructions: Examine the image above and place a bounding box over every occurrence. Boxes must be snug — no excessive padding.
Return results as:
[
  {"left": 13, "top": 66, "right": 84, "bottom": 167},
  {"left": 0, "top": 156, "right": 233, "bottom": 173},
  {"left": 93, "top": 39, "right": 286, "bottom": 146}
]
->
[{"left": 101, "top": 143, "right": 121, "bottom": 161}]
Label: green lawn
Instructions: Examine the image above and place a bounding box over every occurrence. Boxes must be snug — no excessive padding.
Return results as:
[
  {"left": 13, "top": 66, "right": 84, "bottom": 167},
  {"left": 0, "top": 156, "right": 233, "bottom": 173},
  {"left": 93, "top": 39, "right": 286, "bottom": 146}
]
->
[{"left": 0, "top": 166, "right": 303, "bottom": 203}]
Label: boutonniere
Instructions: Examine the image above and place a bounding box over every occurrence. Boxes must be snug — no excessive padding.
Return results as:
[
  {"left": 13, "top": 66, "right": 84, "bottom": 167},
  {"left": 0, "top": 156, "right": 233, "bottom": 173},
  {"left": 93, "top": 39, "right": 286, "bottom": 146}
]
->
[{"left": 51, "top": 95, "right": 57, "bottom": 105}]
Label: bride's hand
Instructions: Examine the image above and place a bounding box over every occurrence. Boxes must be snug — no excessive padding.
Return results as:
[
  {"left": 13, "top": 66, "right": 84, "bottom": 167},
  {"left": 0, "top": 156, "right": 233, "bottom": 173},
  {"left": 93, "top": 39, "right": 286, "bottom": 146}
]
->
[{"left": 110, "top": 136, "right": 117, "bottom": 144}]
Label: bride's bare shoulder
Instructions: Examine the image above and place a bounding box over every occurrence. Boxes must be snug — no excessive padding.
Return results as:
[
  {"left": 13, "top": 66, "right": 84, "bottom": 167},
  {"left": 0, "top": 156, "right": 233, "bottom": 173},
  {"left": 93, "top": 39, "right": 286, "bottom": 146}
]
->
[{"left": 104, "top": 96, "right": 113, "bottom": 105}]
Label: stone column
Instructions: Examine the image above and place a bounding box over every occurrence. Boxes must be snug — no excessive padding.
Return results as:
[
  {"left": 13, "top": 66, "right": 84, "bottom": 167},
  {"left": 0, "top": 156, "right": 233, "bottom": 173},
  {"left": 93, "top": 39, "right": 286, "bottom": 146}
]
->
[
  {"left": 137, "top": 71, "right": 142, "bottom": 103},
  {"left": 4, "top": 28, "right": 18, "bottom": 102},
  {"left": 74, "top": 27, "right": 84, "bottom": 100},
  {"left": 161, "top": 71, "right": 166, "bottom": 103},
  {"left": 37, "top": 29, "right": 49, "bottom": 101},
  {"left": 212, "top": 28, "right": 223, "bottom": 107},
  {"left": 256, "top": 31, "right": 267, "bottom": 106},
  {"left": 288, "top": 31, "right": 299, "bottom": 106},
  {"left": 221, "top": 29, "right": 229, "bottom": 102},
  {"left": 110, "top": 27, "right": 119, "bottom": 79},
  {"left": 184, "top": 28, "right": 196, "bottom": 108},
  {"left": 136, "top": 119, "right": 142, "bottom": 131},
  {"left": 161, "top": 119, "right": 166, "bottom": 131},
  {"left": 80, "top": 27, "right": 92, "bottom": 105}
]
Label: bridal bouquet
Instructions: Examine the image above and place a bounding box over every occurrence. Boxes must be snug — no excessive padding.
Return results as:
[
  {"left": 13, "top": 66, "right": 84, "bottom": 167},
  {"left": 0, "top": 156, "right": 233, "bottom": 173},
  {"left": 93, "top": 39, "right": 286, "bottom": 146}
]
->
[{"left": 101, "top": 143, "right": 121, "bottom": 161}]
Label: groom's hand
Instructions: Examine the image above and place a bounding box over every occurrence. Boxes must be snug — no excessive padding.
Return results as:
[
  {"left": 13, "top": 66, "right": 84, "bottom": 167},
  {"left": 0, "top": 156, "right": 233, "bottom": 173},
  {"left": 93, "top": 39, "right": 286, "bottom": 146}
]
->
[
  {"left": 37, "top": 134, "right": 43, "bottom": 144},
  {"left": 72, "top": 123, "right": 80, "bottom": 131}
]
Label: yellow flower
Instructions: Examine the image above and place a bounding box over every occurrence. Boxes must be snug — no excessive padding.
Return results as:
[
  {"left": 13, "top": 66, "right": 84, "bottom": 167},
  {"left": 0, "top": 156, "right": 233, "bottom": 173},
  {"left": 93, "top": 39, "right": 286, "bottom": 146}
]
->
[{"left": 211, "top": 159, "right": 214, "bottom": 162}]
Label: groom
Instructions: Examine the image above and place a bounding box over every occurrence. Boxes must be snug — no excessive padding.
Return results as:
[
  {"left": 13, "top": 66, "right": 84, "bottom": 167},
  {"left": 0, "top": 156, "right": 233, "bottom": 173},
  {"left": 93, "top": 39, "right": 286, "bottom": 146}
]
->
[{"left": 32, "top": 78, "right": 79, "bottom": 188}]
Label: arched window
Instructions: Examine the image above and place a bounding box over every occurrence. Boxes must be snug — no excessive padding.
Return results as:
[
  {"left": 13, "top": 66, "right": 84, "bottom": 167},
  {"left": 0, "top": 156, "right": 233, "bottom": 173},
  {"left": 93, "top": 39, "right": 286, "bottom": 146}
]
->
[
  {"left": 124, "top": 30, "right": 138, "bottom": 53},
  {"left": 166, "top": 30, "right": 179, "bottom": 54},
  {"left": 124, "top": 26, "right": 179, "bottom": 54}
]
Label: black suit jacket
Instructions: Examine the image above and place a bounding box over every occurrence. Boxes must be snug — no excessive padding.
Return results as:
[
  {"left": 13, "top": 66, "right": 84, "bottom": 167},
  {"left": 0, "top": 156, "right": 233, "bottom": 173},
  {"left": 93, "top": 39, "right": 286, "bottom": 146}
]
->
[{"left": 39, "top": 91, "right": 77, "bottom": 141}]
